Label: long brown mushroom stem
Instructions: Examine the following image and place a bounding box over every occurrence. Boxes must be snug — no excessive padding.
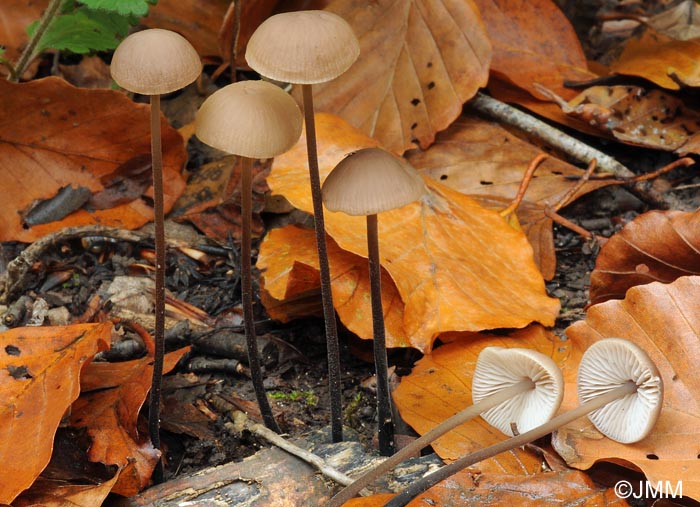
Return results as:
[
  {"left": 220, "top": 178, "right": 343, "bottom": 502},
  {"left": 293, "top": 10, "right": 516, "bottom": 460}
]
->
[
  {"left": 240, "top": 156, "right": 280, "bottom": 433},
  {"left": 366, "top": 213, "right": 394, "bottom": 456},
  {"left": 147, "top": 94, "right": 165, "bottom": 483},
  {"left": 328, "top": 379, "right": 534, "bottom": 507},
  {"left": 301, "top": 83, "right": 343, "bottom": 443},
  {"left": 385, "top": 381, "right": 638, "bottom": 507}
]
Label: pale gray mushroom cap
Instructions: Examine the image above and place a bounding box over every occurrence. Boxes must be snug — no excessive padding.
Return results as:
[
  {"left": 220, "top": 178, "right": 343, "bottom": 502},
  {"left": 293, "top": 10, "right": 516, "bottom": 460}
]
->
[
  {"left": 245, "top": 10, "right": 360, "bottom": 84},
  {"left": 577, "top": 338, "right": 663, "bottom": 444},
  {"left": 111, "top": 28, "right": 202, "bottom": 95},
  {"left": 195, "top": 80, "right": 303, "bottom": 159},
  {"left": 322, "top": 148, "right": 425, "bottom": 216},
  {"left": 472, "top": 347, "right": 564, "bottom": 436}
]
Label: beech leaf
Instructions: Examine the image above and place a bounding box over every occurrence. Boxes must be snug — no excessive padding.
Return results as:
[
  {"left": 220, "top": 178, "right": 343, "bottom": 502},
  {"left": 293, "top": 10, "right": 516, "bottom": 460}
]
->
[
  {"left": 589, "top": 209, "right": 700, "bottom": 305},
  {"left": 311, "top": 0, "right": 492, "bottom": 154},
  {"left": 0, "top": 77, "right": 187, "bottom": 242},
  {"left": 0, "top": 323, "right": 111, "bottom": 503},
  {"left": 268, "top": 113, "right": 559, "bottom": 352},
  {"left": 553, "top": 276, "right": 700, "bottom": 501}
]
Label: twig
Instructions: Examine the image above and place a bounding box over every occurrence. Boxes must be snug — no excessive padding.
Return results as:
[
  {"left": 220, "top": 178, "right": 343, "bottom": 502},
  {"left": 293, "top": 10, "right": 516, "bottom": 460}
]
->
[
  {"left": 499, "top": 153, "right": 548, "bottom": 218},
  {"left": 468, "top": 92, "right": 670, "bottom": 208},
  {"left": 10, "top": 0, "right": 63, "bottom": 81},
  {"left": 208, "top": 394, "right": 368, "bottom": 492}
]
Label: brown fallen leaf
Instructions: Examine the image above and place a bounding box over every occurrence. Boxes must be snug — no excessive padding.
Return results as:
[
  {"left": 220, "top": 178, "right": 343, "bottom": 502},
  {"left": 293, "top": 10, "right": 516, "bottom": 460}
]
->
[
  {"left": 589, "top": 209, "right": 700, "bottom": 305},
  {"left": 392, "top": 325, "right": 568, "bottom": 472},
  {"left": 310, "top": 0, "right": 492, "bottom": 154},
  {"left": 405, "top": 116, "right": 613, "bottom": 278},
  {"left": 474, "top": 0, "right": 595, "bottom": 100},
  {"left": 12, "top": 472, "right": 120, "bottom": 507},
  {"left": 552, "top": 276, "right": 700, "bottom": 501},
  {"left": 258, "top": 225, "right": 409, "bottom": 347},
  {"left": 537, "top": 83, "right": 700, "bottom": 151},
  {"left": 0, "top": 77, "right": 187, "bottom": 242},
  {"left": 610, "top": 29, "right": 700, "bottom": 90},
  {"left": 269, "top": 113, "right": 559, "bottom": 352},
  {"left": 0, "top": 323, "right": 111, "bottom": 504},
  {"left": 344, "top": 469, "right": 627, "bottom": 507},
  {"left": 71, "top": 347, "right": 190, "bottom": 496}
]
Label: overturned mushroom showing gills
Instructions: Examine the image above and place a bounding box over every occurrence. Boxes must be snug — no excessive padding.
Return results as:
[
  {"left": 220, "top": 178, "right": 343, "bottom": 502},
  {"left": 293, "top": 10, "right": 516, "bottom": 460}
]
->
[
  {"left": 323, "top": 148, "right": 425, "bottom": 456},
  {"left": 110, "top": 28, "right": 201, "bottom": 476},
  {"left": 385, "top": 338, "right": 664, "bottom": 507},
  {"left": 196, "top": 80, "right": 303, "bottom": 433},
  {"left": 328, "top": 346, "right": 563, "bottom": 507},
  {"left": 246, "top": 10, "right": 360, "bottom": 443}
]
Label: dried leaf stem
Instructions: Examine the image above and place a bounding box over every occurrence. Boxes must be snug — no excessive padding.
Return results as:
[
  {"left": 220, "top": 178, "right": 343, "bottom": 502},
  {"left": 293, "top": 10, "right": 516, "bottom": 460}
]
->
[{"left": 9, "top": 0, "right": 63, "bottom": 81}]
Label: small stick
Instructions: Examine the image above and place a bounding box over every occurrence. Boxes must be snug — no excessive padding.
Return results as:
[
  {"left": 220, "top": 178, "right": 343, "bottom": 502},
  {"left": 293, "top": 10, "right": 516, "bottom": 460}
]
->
[
  {"left": 209, "top": 394, "right": 365, "bottom": 491},
  {"left": 468, "top": 92, "right": 669, "bottom": 208},
  {"left": 499, "top": 153, "right": 548, "bottom": 218}
]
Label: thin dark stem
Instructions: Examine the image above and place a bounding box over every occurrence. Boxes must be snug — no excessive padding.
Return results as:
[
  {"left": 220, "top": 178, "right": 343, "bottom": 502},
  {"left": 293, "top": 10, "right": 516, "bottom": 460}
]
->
[
  {"left": 10, "top": 0, "right": 63, "bottom": 81},
  {"left": 367, "top": 214, "right": 393, "bottom": 456},
  {"left": 240, "top": 156, "right": 280, "bottom": 433},
  {"left": 385, "top": 381, "right": 638, "bottom": 507},
  {"left": 148, "top": 94, "right": 165, "bottom": 483},
  {"left": 328, "top": 379, "right": 534, "bottom": 506},
  {"left": 302, "top": 83, "right": 343, "bottom": 443}
]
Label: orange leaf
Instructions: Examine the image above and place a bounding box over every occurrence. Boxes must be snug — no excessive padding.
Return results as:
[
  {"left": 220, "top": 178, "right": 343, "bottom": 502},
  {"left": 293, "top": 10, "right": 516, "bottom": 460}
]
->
[
  {"left": 70, "top": 347, "right": 190, "bottom": 496},
  {"left": 310, "top": 0, "right": 492, "bottom": 154},
  {"left": 392, "top": 325, "right": 567, "bottom": 472},
  {"left": 0, "top": 77, "right": 187, "bottom": 242},
  {"left": 474, "top": 0, "right": 595, "bottom": 99},
  {"left": 610, "top": 29, "right": 700, "bottom": 90},
  {"left": 12, "top": 472, "right": 120, "bottom": 507},
  {"left": 552, "top": 276, "right": 700, "bottom": 500},
  {"left": 405, "top": 116, "right": 613, "bottom": 278},
  {"left": 259, "top": 225, "right": 410, "bottom": 347},
  {"left": 0, "top": 323, "right": 111, "bottom": 503},
  {"left": 590, "top": 210, "right": 700, "bottom": 305},
  {"left": 270, "top": 113, "right": 559, "bottom": 352}
]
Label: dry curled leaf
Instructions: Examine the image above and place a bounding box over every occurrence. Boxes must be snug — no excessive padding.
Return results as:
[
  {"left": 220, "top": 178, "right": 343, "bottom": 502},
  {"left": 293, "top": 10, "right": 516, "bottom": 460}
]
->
[
  {"left": 589, "top": 209, "right": 700, "bottom": 305},
  {"left": 0, "top": 323, "right": 111, "bottom": 503},
  {"left": 269, "top": 113, "right": 559, "bottom": 352},
  {"left": 553, "top": 276, "right": 700, "bottom": 501},
  {"left": 0, "top": 77, "right": 187, "bottom": 242},
  {"left": 310, "top": 0, "right": 492, "bottom": 154}
]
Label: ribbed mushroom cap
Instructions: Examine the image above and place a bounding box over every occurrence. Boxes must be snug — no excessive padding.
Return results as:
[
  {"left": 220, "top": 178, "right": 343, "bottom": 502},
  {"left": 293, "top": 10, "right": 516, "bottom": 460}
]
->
[
  {"left": 322, "top": 148, "right": 425, "bottom": 216},
  {"left": 472, "top": 347, "right": 564, "bottom": 436},
  {"left": 195, "top": 80, "right": 303, "bottom": 159},
  {"left": 111, "top": 29, "right": 201, "bottom": 95},
  {"left": 577, "top": 338, "right": 663, "bottom": 444},
  {"left": 245, "top": 10, "right": 360, "bottom": 84}
]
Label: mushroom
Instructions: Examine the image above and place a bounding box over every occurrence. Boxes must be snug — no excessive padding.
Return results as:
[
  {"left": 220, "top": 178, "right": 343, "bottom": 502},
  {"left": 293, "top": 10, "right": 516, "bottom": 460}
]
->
[
  {"left": 246, "top": 10, "right": 360, "bottom": 442},
  {"left": 195, "top": 80, "right": 303, "bottom": 433},
  {"left": 385, "top": 338, "right": 664, "bottom": 507},
  {"left": 110, "top": 28, "right": 201, "bottom": 467},
  {"left": 322, "top": 147, "right": 425, "bottom": 456},
  {"left": 328, "top": 346, "right": 564, "bottom": 506}
]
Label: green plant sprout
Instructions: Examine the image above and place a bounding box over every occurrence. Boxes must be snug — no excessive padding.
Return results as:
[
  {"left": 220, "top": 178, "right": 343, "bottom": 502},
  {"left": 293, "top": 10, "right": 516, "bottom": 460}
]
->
[{"left": 5, "top": 0, "right": 157, "bottom": 81}]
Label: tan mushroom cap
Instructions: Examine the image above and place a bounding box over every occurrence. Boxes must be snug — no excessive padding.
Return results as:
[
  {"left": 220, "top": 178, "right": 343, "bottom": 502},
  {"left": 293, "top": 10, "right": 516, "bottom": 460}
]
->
[
  {"left": 195, "top": 80, "right": 303, "bottom": 160},
  {"left": 111, "top": 28, "right": 201, "bottom": 95},
  {"left": 245, "top": 10, "right": 360, "bottom": 84},
  {"left": 577, "top": 338, "right": 663, "bottom": 444},
  {"left": 472, "top": 347, "right": 564, "bottom": 437},
  {"left": 322, "top": 148, "right": 425, "bottom": 216}
]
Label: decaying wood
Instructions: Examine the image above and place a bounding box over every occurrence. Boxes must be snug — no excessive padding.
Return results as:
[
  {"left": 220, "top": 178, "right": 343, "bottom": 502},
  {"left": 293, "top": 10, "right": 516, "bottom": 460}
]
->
[{"left": 109, "top": 430, "right": 443, "bottom": 507}]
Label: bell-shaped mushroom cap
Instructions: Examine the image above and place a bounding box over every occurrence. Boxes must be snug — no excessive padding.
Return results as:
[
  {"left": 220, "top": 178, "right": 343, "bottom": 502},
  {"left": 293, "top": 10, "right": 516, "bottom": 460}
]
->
[
  {"left": 472, "top": 347, "right": 564, "bottom": 436},
  {"left": 111, "top": 29, "right": 201, "bottom": 95},
  {"left": 577, "top": 338, "right": 663, "bottom": 444},
  {"left": 245, "top": 10, "right": 360, "bottom": 84},
  {"left": 322, "top": 148, "right": 425, "bottom": 216},
  {"left": 195, "top": 80, "right": 303, "bottom": 159}
]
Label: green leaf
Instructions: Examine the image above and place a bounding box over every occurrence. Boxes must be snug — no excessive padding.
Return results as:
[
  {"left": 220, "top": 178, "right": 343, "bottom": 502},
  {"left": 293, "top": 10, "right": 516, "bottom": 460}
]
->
[
  {"left": 79, "top": 0, "right": 152, "bottom": 17},
  {"left": 33, "top": 8, "right": 131, "bottom": 54}
]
